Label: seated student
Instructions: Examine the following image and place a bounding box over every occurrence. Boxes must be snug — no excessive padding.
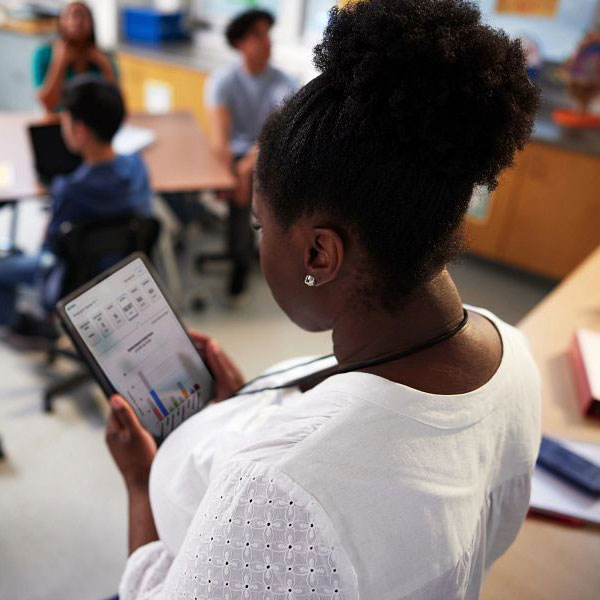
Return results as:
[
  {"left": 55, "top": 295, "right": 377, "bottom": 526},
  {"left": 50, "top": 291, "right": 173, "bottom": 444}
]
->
[
  {"left": 107, "top": 1, "right": 541, "bottom": 598},
  {"left": 0, "top": 76, "right": 151, "bottom": 336},
  {"left": 34, "top": 1, "right": 117, "bottom": 113},
  {"left": 205, "top": 8, "right": 298, "bottom": 299}
]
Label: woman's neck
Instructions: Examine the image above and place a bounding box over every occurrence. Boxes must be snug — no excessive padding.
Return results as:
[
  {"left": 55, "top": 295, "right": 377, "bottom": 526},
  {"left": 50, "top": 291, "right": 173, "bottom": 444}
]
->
[{"left": 331, "top": 269, "right": 465, "bottom": 367}]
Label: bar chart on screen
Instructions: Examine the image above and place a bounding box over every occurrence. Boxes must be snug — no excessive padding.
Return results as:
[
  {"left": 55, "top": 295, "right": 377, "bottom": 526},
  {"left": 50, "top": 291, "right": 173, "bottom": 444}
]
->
[{"left": 126, "top": 351, "right": 207, "bottom": 437}]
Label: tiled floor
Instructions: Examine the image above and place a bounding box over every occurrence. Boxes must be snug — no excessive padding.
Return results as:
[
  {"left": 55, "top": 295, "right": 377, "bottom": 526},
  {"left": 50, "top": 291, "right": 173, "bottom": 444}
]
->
[{"left": 0, "top": 202, "right": 555, "bottom": 600}]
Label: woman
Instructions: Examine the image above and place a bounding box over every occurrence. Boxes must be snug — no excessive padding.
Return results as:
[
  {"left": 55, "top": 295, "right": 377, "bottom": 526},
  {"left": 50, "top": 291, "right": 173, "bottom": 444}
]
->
[
  {"left": 108, "top": 1, "right": 541, "bottom": 598},
  {"left": 33, "top": 1, "right": 116, "bottom": 112}
]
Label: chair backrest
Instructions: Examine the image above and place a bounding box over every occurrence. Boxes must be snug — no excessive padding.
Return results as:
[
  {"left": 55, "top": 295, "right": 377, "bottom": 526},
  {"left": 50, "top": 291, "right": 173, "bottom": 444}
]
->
[{"left": 56, "top": 214, "right": 161, "bottom": 296}]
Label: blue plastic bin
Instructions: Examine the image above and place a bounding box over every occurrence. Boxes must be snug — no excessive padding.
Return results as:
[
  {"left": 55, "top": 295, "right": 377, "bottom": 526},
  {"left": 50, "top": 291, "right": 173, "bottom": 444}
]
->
[{"left": 122, "top": 7, "right": 186, "bottom": 43}]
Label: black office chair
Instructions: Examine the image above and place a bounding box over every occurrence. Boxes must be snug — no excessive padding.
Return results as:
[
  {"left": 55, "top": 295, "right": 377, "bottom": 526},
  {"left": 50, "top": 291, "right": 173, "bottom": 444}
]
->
[
  {"left": 43, "top": 214, "right": 161, "bottom": 412},
  {"left": 194, "top": 199, "right": 255, "bottom": 300}
]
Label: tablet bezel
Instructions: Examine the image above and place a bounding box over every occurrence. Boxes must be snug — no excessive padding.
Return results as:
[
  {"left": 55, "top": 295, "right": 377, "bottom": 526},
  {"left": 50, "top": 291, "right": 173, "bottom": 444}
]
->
[{"left": 56, "top": 252, "right": 213, "bottom": 400}]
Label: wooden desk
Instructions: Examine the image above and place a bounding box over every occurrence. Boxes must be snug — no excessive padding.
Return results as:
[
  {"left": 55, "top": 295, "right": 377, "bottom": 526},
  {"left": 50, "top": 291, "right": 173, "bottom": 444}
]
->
[
  {"left": 483, "top": 246, "right": 600, "bottom": 600},
  {"left": 0, "top": 111, "right": 234, "bottom": 200},
  {"left": 130, "top": 112, "right": 234, "bottom": 193},
  {"left": 0, "top": 110, "right": 234, "bottom": 305}
]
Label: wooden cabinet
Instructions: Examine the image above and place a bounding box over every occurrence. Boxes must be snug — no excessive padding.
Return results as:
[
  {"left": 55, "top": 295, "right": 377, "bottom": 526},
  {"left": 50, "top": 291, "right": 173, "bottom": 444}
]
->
[
  {"left": 465, "top": 158, "right": 522, "bottom": 261},
  {"left": 464, "top": 142, "right": 600, "bottom": 279},
  {"left": 117, "top": 52, "right": 211, "bottom": 134}
]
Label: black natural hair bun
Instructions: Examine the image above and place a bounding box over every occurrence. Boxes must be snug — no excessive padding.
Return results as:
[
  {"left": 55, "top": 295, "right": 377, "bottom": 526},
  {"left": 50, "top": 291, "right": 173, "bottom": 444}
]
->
[
  {"left": 257, "top": 0, "right": 539, "bottom": 303},
  {"left": 313, "top": 0, "right": 539, "bottom": 189}
]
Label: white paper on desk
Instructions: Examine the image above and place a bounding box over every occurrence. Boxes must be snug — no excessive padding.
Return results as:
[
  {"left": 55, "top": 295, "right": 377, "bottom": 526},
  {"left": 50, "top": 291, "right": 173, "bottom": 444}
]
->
[
  {"left": 0, "top": 162, "right": 15, "bottom": 188},
  {"left": 530, "top": 439, "right": 600, "bottom": 524},
  {"left": 113, "top": 125, "right": 156, "bottom": 155}
]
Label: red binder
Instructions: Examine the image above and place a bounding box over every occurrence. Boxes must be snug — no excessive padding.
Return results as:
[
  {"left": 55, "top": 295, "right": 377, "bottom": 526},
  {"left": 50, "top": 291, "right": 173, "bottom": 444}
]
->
[{"left": 569, "top": 329, "right": 600, "bottom": 417}]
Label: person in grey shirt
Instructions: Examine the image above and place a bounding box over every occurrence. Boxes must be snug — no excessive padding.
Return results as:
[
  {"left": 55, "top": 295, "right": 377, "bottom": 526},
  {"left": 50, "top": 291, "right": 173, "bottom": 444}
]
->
[{"left": 205, "top": 9, "right": 298, "bottom": 298}]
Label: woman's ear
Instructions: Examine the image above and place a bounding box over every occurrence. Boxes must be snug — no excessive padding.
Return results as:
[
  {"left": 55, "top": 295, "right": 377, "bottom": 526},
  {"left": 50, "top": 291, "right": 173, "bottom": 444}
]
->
[{"left": 303, "top": 227, "right": 344, "bottom": 287}]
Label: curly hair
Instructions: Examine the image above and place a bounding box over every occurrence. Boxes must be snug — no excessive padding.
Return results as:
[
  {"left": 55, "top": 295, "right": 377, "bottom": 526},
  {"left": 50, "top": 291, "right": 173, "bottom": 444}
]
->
[{"left": 256, "top": 0, "right": 539, "bottom": 308}]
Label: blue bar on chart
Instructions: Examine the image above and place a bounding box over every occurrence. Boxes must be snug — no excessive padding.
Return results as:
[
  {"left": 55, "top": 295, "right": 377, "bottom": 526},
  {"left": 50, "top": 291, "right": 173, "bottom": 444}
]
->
[
  {"left": 149, "top": 389, "right": 169, "bottom": 417},
  {"left": 139, "top": 371, "right": 169, "bottom": 417}
]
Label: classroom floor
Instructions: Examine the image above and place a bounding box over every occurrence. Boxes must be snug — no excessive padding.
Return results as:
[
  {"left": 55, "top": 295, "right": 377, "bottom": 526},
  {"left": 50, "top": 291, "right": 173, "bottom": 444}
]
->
[{"left": 0, "top": 200, "right": 555, "bottom": 600}]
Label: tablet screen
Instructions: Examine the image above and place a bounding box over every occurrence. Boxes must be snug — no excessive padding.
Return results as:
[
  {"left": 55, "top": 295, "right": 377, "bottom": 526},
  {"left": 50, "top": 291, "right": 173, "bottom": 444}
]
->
[{"left": 62, "top": 256, "right": 213, "bottom": 438}]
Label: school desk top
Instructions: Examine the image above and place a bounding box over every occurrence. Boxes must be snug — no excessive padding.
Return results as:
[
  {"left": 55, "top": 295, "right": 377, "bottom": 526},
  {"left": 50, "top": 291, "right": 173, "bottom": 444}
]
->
[
  {"left": 0, "top": 111, "right": 234, "bottom": 201},
  {"left": 483, "top": 245, "right": 600, "bottom": 600}
]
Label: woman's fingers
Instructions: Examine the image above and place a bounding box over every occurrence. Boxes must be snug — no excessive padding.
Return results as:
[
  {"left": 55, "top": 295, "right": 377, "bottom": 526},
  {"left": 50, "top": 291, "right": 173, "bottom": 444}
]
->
[
  {"left": 218, "top": 348, "right": 245, "bottom": 388},
  {"left": 189, "top": 332, "right": 210, "bottom": 350},
  {"left": 110, "top": 395, "right": 140, "bottom": 432},
  {"left": 188, "top": 335, "right": 245, "bottom": 399},
  {"left": 206, "top": 340, "right": 244, "bottom": 399},
  {"left": 206, "top": 340, "right": 229, "bottom": 381},
  {"left": 189, "top": 331, "right": 210, "bottom": 344},
  {"left": 189, "top": 331, "right": 212, "bottom": 360},
  {"left": 105, "top": 409, "right": 123, "bottom": 437}
]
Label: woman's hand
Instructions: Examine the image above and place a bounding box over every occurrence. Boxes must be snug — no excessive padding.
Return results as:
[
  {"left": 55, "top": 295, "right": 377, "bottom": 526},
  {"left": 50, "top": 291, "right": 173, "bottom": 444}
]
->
[
  {"left": 39, "top": 40, "right": 76, "bottom": 111},
  {"left": 84, "top": 46, "right": 115, "bottom": 81},
  {"left": 52, "top": 39, "right": 76, "bottom": 68},
  {"left": 105, "top": 395, "right": 157, "bottom": 489},
  {"left": 190, "top": 332, "right": 245, "bottom": 400}
]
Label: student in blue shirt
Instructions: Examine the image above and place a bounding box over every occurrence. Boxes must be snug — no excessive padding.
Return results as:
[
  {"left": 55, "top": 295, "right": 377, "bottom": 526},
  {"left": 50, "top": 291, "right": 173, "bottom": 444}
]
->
[
  {"left": 205, "top": 9, "right": 298, "bottom": 299},
  {"left": 0, "top": 75, "right": 151, "bottom": 336}
]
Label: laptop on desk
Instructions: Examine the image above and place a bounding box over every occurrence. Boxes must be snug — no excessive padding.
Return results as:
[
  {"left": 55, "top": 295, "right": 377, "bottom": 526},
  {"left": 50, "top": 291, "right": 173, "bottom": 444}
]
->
[{"left": 28, "top": 122, "right": 82, "bottom": 186}]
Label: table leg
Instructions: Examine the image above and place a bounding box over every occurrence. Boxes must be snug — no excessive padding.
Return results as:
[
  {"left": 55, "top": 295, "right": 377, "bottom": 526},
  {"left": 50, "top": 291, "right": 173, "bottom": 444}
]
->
[
  {"left": 8, "top": 201, "right": 18, "bottom": 249},
  {"left": 160, "top": 231, "right": 184, "bottom": 308},
  {"left": 0, "top": 200, "right": 19, "bottom": 254},
  {"left": 153, "top": 195, "right": 184, "bottom": 309}
]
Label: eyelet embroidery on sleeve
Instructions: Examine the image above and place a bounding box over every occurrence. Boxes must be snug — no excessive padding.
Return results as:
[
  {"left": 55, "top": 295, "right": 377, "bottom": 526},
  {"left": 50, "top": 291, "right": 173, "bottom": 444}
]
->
[{"left": 171, "top": 463, "right": 351, "bottom": 599}]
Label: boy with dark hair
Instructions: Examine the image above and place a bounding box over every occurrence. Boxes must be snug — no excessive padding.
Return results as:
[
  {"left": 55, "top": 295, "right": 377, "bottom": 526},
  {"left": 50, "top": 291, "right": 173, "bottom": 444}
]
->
[
  {"left": 0, "top": 75, "right": 152, "bottom": 336},
  {"left": 205, "top": 8, "right": 297, "bottom": 300}
]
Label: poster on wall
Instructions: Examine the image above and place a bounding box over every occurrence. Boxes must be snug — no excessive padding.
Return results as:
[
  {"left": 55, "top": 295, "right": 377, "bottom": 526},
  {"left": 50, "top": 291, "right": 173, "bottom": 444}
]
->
[{"left": 495, "top": 0, "right": 559, "bottom": 17}]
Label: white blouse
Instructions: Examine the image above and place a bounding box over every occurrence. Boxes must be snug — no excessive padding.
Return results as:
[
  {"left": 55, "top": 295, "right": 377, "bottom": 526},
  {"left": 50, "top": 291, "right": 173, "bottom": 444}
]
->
[{"left": 119, "top": 306, "right": 541, "bottom": 599}]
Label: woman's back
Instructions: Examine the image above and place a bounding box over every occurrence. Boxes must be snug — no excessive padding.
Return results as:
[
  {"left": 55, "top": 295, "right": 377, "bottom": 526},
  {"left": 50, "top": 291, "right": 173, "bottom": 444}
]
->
[
  {"left": 274, "top": 312, "right": 540, "bottom": 597},
  {"left": 120, "top": 308, "right": 540, "bottom": 599}
]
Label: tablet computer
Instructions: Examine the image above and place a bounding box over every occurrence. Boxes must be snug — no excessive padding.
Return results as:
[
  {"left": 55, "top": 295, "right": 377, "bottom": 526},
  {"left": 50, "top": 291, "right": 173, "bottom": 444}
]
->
[{"left": 56, "top": 253, "right": 214, "bottom": 440}]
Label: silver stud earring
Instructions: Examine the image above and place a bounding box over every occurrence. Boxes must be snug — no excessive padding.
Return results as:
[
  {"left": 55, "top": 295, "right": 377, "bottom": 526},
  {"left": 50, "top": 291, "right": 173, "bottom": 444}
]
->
[{"left": 304, "top": 274, "right": 316, "bottom": 287}]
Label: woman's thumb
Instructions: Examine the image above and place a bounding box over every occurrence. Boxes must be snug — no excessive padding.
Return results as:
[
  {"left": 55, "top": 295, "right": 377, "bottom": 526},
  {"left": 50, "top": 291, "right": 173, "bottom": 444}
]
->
[{"left": 110, "top": 395, "right": 136, "bottom": 429}]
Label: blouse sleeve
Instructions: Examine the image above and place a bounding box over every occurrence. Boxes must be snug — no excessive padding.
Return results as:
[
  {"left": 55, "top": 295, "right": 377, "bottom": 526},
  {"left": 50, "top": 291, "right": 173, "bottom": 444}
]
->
[
  {"left": 32, "top": 44, "right": 52, "bottom": 88},
  {"left": 119, "top": 461, "right": 357, "bottom": 599}
]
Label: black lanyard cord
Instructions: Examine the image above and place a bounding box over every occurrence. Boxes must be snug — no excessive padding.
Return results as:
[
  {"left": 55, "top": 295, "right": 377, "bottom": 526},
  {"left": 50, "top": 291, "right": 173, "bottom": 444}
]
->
[{"left": 234, "top": 309, "right": 469, "bottom": 396}]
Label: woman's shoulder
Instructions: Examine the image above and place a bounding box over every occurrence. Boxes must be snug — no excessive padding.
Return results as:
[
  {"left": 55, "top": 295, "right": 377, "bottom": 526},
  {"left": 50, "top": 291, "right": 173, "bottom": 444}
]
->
[
  {"left": 34, "top": 43, "right": 53, "bottom": 60},
  {"left": 32, "top": 43, "right": 53, "bottom": 86},
  {"left": 467, "top": 304, "right": 541, "bottom": 389}
]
